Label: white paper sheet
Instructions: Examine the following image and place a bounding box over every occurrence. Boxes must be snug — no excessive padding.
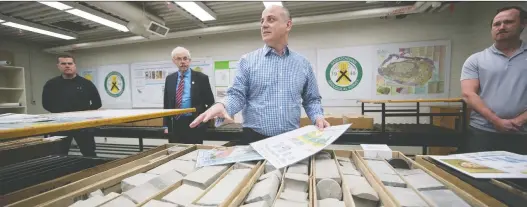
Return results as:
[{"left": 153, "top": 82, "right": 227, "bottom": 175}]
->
[
  {"left": 430, "top": 151, "right": 527, "bottom": 179},
  {"left": 0, "top": 113, "right": 53, "bottom": 124},
  {"left": 250, "top": 124, "right": 351, "bottom": 169},
  {"left": 195, "top": 146, "right": 264, "bottom": 168},
  {"left": 0, "top": 109, "right": 180, "bottom": 130}
]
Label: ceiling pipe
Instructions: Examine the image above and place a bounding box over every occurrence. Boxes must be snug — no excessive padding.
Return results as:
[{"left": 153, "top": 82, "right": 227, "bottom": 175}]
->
[
  {"left": 84, "top": 2, "right": 166, "bottom": 38},
  {"left": 85, "top": 2, "right": 164, "bottom": 24},
  {"left": 43, "top": 2, "right": 437, "bottom": 54}
]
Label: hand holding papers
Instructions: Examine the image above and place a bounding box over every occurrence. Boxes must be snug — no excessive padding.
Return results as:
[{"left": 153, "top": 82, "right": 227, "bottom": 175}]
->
[
  {"left": 250, "top": 124, "right": 351, "bottom": 169},
  {"left": 195, "top": 124, "right": 351, "bottom": 169}
]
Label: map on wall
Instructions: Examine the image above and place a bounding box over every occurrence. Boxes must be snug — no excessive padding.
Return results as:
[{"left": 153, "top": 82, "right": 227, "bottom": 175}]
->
[
  {"left": 373, "top": 40, "right": 451, "bottom": 99},
  {"left": 131, "top": 60, "right": 176, "bottom": 108},
  {"left": 79, "top": 68, "right": 98, "bottom": 87}
]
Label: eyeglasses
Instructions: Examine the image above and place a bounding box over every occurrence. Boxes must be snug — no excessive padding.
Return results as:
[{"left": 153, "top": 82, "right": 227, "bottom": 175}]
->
[
  {"left": 175, "top": 57, "right": 189, "bottom": 61},
  {"left": 59, "top": 62, "right": 74, "bottom": 65}
]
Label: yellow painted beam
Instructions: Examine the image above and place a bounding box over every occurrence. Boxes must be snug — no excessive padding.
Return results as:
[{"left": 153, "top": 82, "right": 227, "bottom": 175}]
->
[{"left": 0, "top": 108, "right": 195, "bottom": 140}]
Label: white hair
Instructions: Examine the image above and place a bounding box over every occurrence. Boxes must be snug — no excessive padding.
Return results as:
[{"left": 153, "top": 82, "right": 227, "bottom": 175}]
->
[{"left": 171, "top": 46, "right": 191, "bottom": 59}]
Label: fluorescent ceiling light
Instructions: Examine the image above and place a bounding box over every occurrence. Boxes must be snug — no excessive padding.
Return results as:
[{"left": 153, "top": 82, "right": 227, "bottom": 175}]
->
[
  {"left": 38, "top": 1, "right": 72, "bottom": 10},
  {"left": 0, "top": 19, "right": 4, "bottom": 23},
  {"left": 66, "top": 9, "right": 129, "bottom": 32},
  {"left": 39, "top": 2, "right": 129, "bottom": 32},
  {"left": 263, "top": 1, "right": 283, "bottom": 8},
  {"left": 2, "top": 22, "right": 75, "bottom": 40},
  {"left": 174, "top": 2, "right": 216, "bottom": 21}
]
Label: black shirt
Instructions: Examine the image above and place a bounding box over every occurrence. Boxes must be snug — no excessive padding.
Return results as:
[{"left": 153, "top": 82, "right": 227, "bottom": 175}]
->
[{"left": 42, "top": 75, "right": 102, "bottom": 113}]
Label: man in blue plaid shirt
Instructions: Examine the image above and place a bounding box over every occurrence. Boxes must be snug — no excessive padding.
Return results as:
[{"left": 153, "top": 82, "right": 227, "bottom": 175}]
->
[{"left": 190, "top": 5, "right": 329, "bottom": 144}]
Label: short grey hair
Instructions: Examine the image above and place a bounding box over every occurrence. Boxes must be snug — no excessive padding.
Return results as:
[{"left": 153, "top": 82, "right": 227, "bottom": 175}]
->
[
  {"left": 265, "top": 5, "right": 291, "bottom": 21},
  {"left": 171, "top": 46, "right": 191, "bottom": 59}
]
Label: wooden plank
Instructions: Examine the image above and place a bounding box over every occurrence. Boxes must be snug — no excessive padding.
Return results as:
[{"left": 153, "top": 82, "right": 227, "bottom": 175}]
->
[
  {"left": 5, "top": 144, "right": 194, "bottom": 207},
  {"left": 1, "top": 144, "right": 168, "bottom": 204},
  {"left": 312, "top": 150, "right": 353, "bottom": 207},
  {"left": 0, "top": 138, "right": 63, "bottom": 167},
  {"left": 338, "top": 150, "right": 397, "bottom": 207},
  {"left": 228, "top": 161, "right": 266, "bottom": 207},
  {"left": 429, "top": 106, "right": 460, "bottom": 155},
  {"left": 0, "top": 108, "right": 195, "bottom": 140},
  {"left": 415, "top": 156, "right": 507, "bottom": 207},
  {"left": 396, "top": 152, "right": 486, "bottom": 207},
  {"left": 37, "top": 145, "right": 215, "bottom": 207},
  {"left": 355, "top": 151, "right": 492, "bottom": 207}
]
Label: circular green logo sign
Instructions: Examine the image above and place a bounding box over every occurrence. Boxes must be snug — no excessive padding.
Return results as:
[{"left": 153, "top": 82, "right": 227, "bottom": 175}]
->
[
  {"left": 325, "top": 56, "right": 362, "bottom": 91},
  {"left": 104, "top": 71, "right": 125, "bottom": 97}
]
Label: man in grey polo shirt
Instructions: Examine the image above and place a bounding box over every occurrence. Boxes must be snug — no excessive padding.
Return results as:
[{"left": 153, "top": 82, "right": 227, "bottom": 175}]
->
[{"left": 460, "top": 6, "right": 527, "bottom": 154}]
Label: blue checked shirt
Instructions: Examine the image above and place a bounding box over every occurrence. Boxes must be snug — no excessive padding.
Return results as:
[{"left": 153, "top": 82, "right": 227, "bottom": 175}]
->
[{"left": 218, "top": 45, "right": 324, "bottom": 136}]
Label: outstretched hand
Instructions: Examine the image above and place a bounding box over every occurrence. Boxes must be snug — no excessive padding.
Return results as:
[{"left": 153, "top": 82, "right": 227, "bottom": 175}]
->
[
  {"left": 315, "top": 117, "right": 330, "bottom": 131},
  {"left": 189, "top": 103, "right": 233, "bottom": 128}
]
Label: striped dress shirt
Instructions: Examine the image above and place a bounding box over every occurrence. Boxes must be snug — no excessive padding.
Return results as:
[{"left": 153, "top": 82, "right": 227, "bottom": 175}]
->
[{"left": 219, "top": 44, "right": 324, "bottom": 136}]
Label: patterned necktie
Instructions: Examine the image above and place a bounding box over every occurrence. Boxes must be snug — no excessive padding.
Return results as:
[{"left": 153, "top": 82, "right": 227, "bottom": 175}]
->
[{"left": 175, "top": 73, "right": 185, "bottom": 119}]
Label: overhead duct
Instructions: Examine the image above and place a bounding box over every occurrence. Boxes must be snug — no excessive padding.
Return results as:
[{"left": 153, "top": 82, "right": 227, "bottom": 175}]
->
[
  {"left": 44, "top": 2, "right": 439, "bottom": 54},
  {"left": 84, "top": 2, "right": 166, "bottom": 38}
]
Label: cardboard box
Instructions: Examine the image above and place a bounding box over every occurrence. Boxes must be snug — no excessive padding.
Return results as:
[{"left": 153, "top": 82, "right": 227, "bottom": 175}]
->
[
  {"left": 301, "top": 115, "right": 344, "bottom": 127},
  {"left": 343, "top": 114, "right": 374, "bottom": 129},
  {"left": 300, "top": 117, "right": 311, "bottom": 127},
  {"left": 0, "top": 50, "right": 15, "bottom": 66},
  {"left": 325, "top": 116, "right": 344, "bottom": 126},
  {"left": 148, "top": 118, "right": 164, "bottom": 127}
]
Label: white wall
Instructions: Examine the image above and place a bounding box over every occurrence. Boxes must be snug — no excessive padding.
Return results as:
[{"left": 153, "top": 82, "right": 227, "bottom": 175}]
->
[
  {"left": 0, "top": 38, "right": 58, "bottom": 114},
  {"left": 16, "top": 2, "right": 526, "bottom": 122}
]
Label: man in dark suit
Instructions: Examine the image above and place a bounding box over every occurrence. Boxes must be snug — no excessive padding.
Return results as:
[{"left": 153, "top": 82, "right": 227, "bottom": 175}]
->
[{"left": 163, "top": 47, "right": 214, "bottom": 144}]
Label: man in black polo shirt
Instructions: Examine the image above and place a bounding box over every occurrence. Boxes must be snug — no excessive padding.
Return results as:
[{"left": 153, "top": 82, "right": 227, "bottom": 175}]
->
[{"left": 42, "top": 54, "right": 102, "bottom": 157}]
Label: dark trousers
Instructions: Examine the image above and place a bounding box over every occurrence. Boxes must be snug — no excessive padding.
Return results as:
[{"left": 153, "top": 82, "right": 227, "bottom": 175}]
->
[
  {"left": 465, "top": 126, "right": 527, "bottom": 155},
  {"left": 59, "top": 132, "right": 96, "bottom": 157},
  {"left": 169, "top": 116, "right": 204, "bottom": 144},
  {"left": 238, "top": 128, "right": 270, "bottom": 145}
]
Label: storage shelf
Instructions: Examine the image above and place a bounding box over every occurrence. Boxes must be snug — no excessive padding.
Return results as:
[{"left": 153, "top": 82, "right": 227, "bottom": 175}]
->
[
  {"left": 0, "top": 65, "right": 26, "bottom": 114},
  {"left": 0, "top": 66, "right": 24, "bottom": 70},
  {"left": 0, "top": 106, "right": 25, "bottom": 109}
]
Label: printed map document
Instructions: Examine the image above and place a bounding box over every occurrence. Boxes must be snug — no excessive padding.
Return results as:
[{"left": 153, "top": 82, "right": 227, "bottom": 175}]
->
[
  {"left": 430, "top": 151, "right": 527, "bottom": 179},
  {"left": 0, "top": 113, "right": 53, "bottom": 124},
  {"left": 196, "top": 146, "right": 264, "bottom": 168},
  {"left": 250, "top": 124, "right": 351, "bottom": 169}
]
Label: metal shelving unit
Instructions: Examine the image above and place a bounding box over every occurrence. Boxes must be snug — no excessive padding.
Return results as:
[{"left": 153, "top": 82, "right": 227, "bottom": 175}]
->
[{"left": 0, "top": 65, "right": 27, "bottom": 114}]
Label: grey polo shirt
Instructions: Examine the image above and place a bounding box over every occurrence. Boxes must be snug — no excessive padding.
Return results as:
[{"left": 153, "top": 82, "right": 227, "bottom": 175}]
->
[{"left": 460, "top": 42, "right": 527, "bottom": 133}]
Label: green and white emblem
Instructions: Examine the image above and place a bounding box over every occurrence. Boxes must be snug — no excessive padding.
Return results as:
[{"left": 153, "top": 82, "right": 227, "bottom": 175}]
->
[
  {"left": 104, "top": 71, "right": 125, "bottom": 97},
  {"left": 325, "top": 56, "right": 363, "bottom": 91}
]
